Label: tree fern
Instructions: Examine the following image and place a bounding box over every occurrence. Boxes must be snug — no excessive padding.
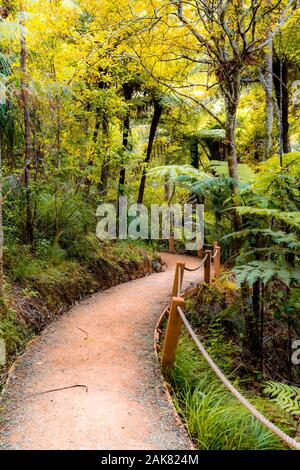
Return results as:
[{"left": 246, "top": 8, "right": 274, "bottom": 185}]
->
[
  {"left": 236, "top": 207, "right": 300, "bottom": 230},
  {"left": 264, "top": 381, "right": 300, "bottom": 416},
  {"left": 234, "top": 261, "right": 300, "bottom": 287},
  {"left": 149, "top": 165, "right": 209, "bottom": 183},
  {"left": 209, "top": 160, "right": 255, "bottom": 184},
  {"left": 194, "top": 128, "right": 225, "bottom": 141}
]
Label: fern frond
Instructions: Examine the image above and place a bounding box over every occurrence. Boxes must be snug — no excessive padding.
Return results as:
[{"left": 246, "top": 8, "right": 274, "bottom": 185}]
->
[
  {"left": 264, "top": 381, "right": 300, "bottom": 416},
  {"left": 210, "top": 161, "right": 255, "bottom": 184},
  {"left": 149, "top": 165, "right": 209, "bottom": 183},
  {"left": 236, "top": 207, "right": 300, "bottom": 230},
  {"left": 234, "top": 261, "right": 300, "bottom": 287}
]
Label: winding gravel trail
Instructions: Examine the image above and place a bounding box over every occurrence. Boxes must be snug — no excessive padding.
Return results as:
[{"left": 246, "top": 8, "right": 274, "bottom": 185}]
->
[{"left": 0, "top": 253, "right": 202, "bottom": 450}]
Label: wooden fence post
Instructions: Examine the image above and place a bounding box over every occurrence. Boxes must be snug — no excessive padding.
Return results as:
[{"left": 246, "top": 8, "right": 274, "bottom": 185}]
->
[
  {"left": 197, "top": 247, "right": 203, "bottom": 258},
  {"left": 172, "top": 262, "right": 185, "bottom": 297},
  {"left": 162, "top": 296, "right": 186, "bottom": 372},
  {"left": 212, "top": 241, "right": 218, "bottom": 263},
  {"left": 214, "top": 245, "right": 221, "bottom": 277},
  {"left": 204, "top": 250, "right": 212, "bottom": 284}
]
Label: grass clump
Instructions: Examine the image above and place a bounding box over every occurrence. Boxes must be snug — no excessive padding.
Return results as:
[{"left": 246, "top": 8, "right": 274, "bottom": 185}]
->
[{"left": 170, "top": 335, "right": 287, "bottom": 450}]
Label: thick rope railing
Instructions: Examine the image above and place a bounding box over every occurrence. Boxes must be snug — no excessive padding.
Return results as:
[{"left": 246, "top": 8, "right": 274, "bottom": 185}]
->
[
  {"left": 183, "top": 253, "right": 208, "bottom": 272},
  {"left": 160, "top": 242, "right": 300, "bottom": 451},
  {"left": 177, "top": 306, "right": 300, "bottom": 451}
]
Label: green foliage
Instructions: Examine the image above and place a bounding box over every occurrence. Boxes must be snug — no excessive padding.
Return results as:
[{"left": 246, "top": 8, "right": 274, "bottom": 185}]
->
[
  {"left": 0, "top": 308, "right": 33, "bottom": 358},
  {"left": 148, "top": 165, "right": 208, "bottom": 184},
  {"left": 234, "top": 261, "right": 300, "bottom": 288},
  {"left": 209, "top": 160, "right": 255, "bottom": 184},
  {"left": 236, "top": 207, "right": 300, "bottom": 230},
  {"left": 170, "top": 335, "right": 285, "bottom": 450},
  {"left": 195, "top": 129, "right": 225, "bottom": 140},
  {"left": 264, "top": 381, "right": 300, "bottom": 416}
]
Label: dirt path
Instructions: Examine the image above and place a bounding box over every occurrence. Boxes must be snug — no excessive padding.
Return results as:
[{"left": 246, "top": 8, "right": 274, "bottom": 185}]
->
[{"left": 0, "top": 253, "right": 202, "bottom": 450}]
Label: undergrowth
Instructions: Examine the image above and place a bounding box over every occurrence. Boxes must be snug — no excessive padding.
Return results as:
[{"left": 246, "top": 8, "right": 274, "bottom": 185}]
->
[
  {"left": 170, "top": 334, "right": 290, "bottom": 450},
  {"left": 164, "top": 276, "right": 298, "bottom": 450}
]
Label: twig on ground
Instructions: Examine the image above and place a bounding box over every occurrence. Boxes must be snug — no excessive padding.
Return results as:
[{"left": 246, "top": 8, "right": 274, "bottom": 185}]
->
[{"left": 38, "top": 385, "right": 88, "bottom": 395}]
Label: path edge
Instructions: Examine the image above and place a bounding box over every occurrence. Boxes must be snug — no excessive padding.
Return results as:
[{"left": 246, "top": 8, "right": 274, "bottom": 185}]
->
[{"left": 154, "top": 307, "right": 195, "bottom": 451}]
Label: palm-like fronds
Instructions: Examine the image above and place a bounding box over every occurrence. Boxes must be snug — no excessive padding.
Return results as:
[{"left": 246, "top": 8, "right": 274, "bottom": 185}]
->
[
  {"left": 264, "top": 381, "right": 300, "bottom": 416},
  {"left": 209, "top": 160, "right": 255, "bottom": 184},
  {"left": 236, "top": 207, "right": 300, "bottom": 230},
  {"left": 234, "top": 261, "right": 300, "bottom": 287},
  {"left": 148, "top": 164, "right": 209, "bottom": 183}
]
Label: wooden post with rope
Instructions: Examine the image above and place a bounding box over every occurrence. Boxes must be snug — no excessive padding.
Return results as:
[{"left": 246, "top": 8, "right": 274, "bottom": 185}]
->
[
  {"left": 214, "top": 245, "right": 221, "bottom": 277},
  {"left": 212, "top": 242, "right": 218, "bottom": 263},
  {"left": 171, "top": 262, "right": 185, "bottom": 297},
  {"left": 162, "top": 296, "right": 186, "bottom": 372}
]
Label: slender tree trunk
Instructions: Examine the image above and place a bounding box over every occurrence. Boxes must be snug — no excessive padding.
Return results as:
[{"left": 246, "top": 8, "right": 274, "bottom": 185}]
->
[
  {"left": 83, "top": 106, "right": 101, "bottom": 194},
  {"left": 7, "top": 100, "right": 15, "bottom": 169},
  {"left": 223, "top": 73, "right": 242, "bottom": 232},
  {"left": 273, "top": 55, "right": 291, "bottom": 155},
  {"left": 242, "top": 281, "right": 260, "bottom": 362},
  {"left": 224, "top": 97, "right": 239, "bottom": 191},
  {"left": 118, "top": 83, "right": 133, "bottom": 197},
  {"left": 20, "top": 3, "right": 33, "bottom": 244},
  {"left": 189, "top": 137, "right": 199, "bottom": 169},
  {"left": 137, "top": 98, "right": 163, "bottom": 204},
  {"left": 263, "top": 40, "right": 274, "bottom": 160},
  {"left": 92, "top": 109, "right": 101, "bottom": 155},
  {"left": 98, "top": 114, "right": 110, "bottom": 196},
  {"left": 118, "top": 114, "right": 129, "bottom": 197}
]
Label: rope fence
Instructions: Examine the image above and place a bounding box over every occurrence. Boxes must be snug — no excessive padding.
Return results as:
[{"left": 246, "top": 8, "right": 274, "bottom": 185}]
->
[
  {"left": 159, "top": 241, "right": 300, "bottom": 451},
  {"left": 183, "top": 254, "right": 208, "bottom": 272},
  {"left": 177, "top": 306, "right": 300, "bottom": 451}
]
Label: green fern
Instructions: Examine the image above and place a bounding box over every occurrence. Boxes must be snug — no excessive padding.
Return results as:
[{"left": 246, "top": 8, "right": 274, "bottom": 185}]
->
[
  {"left": 148, "top": 165, "right": 209, "bottom": 183},
  {"left": 209, "top": 160, "right": 255, "bottom": 184},
  {"left": 264, "top": 381, "right": 300, "bottom": 416},
  {"left": 234, "top": 261, "right": 300, "bottom": 287},
  {"left": 195, "top": 128, "right": 226, "bottom": 141},
  {"left": 236, "top": 207, "right": 300, "bottom": 230}
]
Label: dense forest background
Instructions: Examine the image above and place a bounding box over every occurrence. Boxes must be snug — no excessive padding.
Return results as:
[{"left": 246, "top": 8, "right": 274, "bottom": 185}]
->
[{"left": 0, "top": 0, "right": 299, "bottom": 424}]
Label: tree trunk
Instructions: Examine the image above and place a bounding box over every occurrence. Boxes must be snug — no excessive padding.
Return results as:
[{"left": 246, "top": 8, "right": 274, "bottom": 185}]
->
[
  {"left": 263, "top": 40, "right": 274, "bottom": 160},
  {"left": 118, "top": 83, "right": 133, "bottom": 197},
  {"left": 242, "top": 282, "right": 260, "bottom": 362},
  {"left": 224, "top": 97, "right": 239, "bottom": 191},
  {"left": 205, "top": 139, "right": 226, "bottom": 161},
  {"left": 273, "top": 55, "right": 290, "bottom": 154},
  {"left": 20, "top": 4, "right": 33, "bottom": 245},
  {"left": 137, "top": 98, "right": 163, "bottom": 204},
  {"left": 118, "top": 113, "right": 129, "bottom": 197},
  {"left": 189, "top": 136, "right": 199, "bottom": 169},
  {"left": 98, "top": 114, "right": 110, "bottom": 196},
  {"left": 223, "top": 74, "right": 242, "bottom": 232}
]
